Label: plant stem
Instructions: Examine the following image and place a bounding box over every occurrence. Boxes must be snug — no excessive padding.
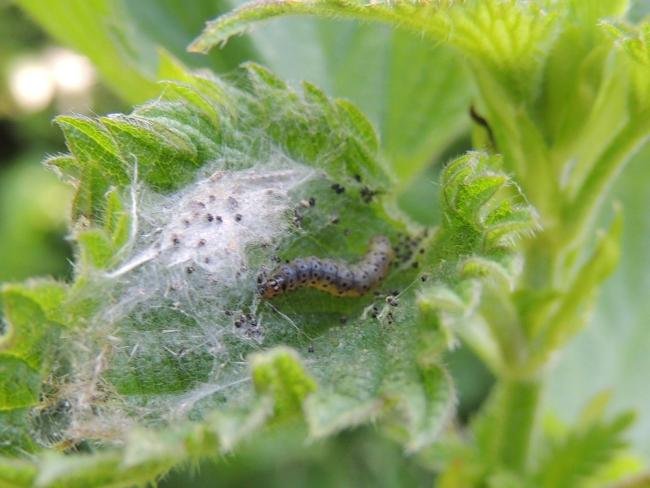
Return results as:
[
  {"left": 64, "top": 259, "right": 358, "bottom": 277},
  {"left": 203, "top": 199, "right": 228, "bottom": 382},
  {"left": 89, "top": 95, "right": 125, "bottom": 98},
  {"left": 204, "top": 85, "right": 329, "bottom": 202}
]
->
[{"left": 493, "top": 377, "right": 542, "bottom": 472}]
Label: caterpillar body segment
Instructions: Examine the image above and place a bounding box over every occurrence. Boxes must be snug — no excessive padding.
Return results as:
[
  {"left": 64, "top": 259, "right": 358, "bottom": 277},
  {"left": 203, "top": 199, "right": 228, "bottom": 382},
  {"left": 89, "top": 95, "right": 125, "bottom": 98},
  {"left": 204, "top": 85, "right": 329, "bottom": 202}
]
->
[{"left": 259, "top": 236, "right": 393, "bottom": 298}]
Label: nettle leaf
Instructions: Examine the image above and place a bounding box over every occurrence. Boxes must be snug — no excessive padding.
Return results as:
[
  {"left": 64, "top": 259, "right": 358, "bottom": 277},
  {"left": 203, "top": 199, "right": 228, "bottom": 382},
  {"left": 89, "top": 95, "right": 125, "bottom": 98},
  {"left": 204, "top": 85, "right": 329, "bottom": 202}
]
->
[
  {"left": 204, "top": 0, "right": 647, "bottom": 233},
  {"left": 249, "top": 347, "right": 316, "bottom": 418},
  {"left": 188, "top": 0, "right": 448, "bottom": 53},
  {"left": 534, "top": 406, "right": 635, "bottom": 488},
  {"left": 0, "top": 62, "right": 488, "bottom": 485},
  {"left": 417, "top": 152, "right": 538, "bottom": 374},
  {"left": 190, "top": 0, "right": 558, "bottom": 99},
  {"left": 0, "top": 280, "right": 68, "bottom": 454},
  {"left": 16, "top": 0, "right": 472, "bottom": 190}
]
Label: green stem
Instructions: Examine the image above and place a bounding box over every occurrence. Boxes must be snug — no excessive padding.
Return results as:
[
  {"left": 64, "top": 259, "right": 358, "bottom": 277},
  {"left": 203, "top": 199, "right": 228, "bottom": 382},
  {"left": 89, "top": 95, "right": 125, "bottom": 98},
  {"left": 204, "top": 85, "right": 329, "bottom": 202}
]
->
[
  {"left": 498, "top": 377, "right": 542, "bottom": 472},
  {"left": 481, "top": 377, "right": 542, "bottom": 473}
]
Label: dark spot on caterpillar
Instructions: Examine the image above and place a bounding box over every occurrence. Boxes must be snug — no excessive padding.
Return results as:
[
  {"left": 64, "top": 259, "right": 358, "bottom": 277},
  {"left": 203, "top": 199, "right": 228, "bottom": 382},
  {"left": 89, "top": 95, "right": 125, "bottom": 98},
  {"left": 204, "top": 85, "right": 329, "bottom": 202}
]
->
[
  {"left": 206, "top": 213, "right": 214, "bottom": 222},
  {"left": 331, "top": 183, "right": 345, "bottom": 194},
  {"left": 215, "top": 215, "right": 223, "bottom": 223},
  {"left": 330, "top": 215, "right": 340, "bottom": 224},
  {"left": 227, "top": 196, "right": 239, "bottom": 209},
  {"left": 308, "top": 344, "right": 315, "bottom": 353},
  {"left": 354, "top": 174, "right": 362, "bottom": 183},
  {"left": 186, "top": 266, "right": 195, "bottom": 274},
  {"left": 183, "top": 219, "right": 191, "bottom": 227},
  {"left": 308, "top": 197, "right": 316, "bottom": 207},
  {"left": 258, "top": 236, "right": 393, "bottom": 299},
  {"left": 235, "top": 214, "right": 243, "bottom": 222},
  {"left": 197, "top": 239, "right": 206, "bottom": 247},
  {"left": 172, "top": 235, "right": 181, "bottom": 245}
]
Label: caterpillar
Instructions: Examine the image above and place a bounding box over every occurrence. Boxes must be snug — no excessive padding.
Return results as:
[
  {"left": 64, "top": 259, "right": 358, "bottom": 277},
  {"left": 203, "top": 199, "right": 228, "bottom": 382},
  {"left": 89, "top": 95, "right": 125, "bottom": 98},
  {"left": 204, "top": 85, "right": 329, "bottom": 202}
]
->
[{"left": 258, "top": 235, "right": 393, "bottom": 298}]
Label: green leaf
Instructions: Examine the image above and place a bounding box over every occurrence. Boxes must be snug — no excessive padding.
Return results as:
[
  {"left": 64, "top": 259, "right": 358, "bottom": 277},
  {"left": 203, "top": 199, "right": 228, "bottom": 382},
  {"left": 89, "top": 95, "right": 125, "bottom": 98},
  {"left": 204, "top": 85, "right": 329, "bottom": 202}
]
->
[
  {"left": 0, "top": 62, "right": 466, "bottom": 484},
  {"left": 0, "top": 281, "right": 66, "bottom": 453},
  {"left": 245, "top": 19, "right": 474, "bottom": 185},
  {"left": 187, "top": 0, "right": 441, "bottom": 54},
  {"left": 76, "top": 228, "right": 117, "bottom": 269},
  {"left": 0, "top": 284, "right": 65, "bottom": 371},
  {"left": 534, "top": 410, "right": 635, "bottom": 488},
  {"left": 191, "top": 0, "right": 557, "bottom": 100},
  {"left": 257, "top": 23, "right": 473, "bottom": 186},
  {"left": 8, "top": 0, "right": 650, "bottom": 485},
  {"left": 384, "top": 364, "right": 456, "bottom": 453},
  {"left": 250, "top": 347, "right": 316, "bottom": 418},
  {"left": 17, "top": 0, "right": 473, "bottom": 190},
  {"left": 379, "top": 36, "right": 471, "bottom": 184},
  {"left": 0, "top": 357, "right": 40, "bottom": 410},
  {"left": 304, "top": 313, "right": 455, "bottom": 451},
  {"left": 417, "top": 152, "right": 538, "bottom": 374},
  {"left": 103, "top": 189, "right": 130, "bottom": 249}
]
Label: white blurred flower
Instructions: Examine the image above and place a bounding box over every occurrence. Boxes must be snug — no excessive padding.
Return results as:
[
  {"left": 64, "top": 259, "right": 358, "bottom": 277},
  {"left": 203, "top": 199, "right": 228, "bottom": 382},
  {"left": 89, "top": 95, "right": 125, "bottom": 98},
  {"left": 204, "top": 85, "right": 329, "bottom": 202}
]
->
[
  {"left": 8, "top": 47, "right": 96, "bottom": 113},
  {"left": 8, "top": 57, "right": 55, "bottom": 112},
  {"left": 45, "top": 47, "right": 96, "bottom": 94}
]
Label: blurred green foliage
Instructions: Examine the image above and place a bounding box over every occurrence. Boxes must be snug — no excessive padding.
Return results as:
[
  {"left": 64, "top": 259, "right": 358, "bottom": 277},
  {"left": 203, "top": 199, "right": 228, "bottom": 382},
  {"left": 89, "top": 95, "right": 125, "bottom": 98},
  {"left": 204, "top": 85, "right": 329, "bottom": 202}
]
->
[
  {"left": 0, "top": 154, "right": 71, "bottom": 282},
  {"left": 548, "top": 143, "right": 650, "bottom": 458},
  {"left": 163, "top": 426, "right": 435, "bottom": 488}
]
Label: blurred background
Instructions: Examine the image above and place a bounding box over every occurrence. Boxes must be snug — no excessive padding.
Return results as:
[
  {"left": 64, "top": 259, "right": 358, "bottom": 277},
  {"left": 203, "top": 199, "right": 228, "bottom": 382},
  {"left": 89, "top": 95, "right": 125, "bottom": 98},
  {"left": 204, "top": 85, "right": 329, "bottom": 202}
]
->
[{"left": 0, "top": 0, "right": 648, "bottom": 485}]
